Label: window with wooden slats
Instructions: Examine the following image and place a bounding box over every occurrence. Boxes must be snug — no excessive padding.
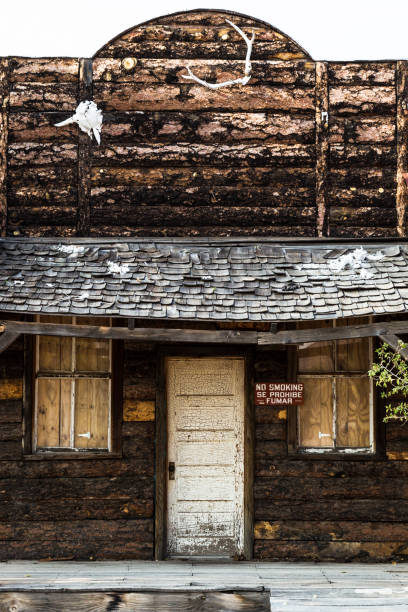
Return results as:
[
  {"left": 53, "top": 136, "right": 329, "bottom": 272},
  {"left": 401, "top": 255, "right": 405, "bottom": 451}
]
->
[
  {"left": 296, "top": 318, "right": 373, "bottom": 453},
  {"left": 34, "top": 316, "right": 112, "bottom": 452}
]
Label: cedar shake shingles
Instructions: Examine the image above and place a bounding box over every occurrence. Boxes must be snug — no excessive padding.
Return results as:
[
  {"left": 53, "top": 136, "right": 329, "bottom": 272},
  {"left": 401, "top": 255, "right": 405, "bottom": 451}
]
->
[{"left": 0, "top": 239, "right": 406, "bottom": 321}]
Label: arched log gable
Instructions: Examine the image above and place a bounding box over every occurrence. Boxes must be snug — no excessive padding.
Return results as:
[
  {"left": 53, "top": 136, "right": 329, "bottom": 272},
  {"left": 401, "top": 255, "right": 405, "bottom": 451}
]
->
[
  {"left": 90, "top": 9, "right": 317, "bottom": 237},
  {"left": 93, "top": 9, "right": 311, "bottom": 60}
]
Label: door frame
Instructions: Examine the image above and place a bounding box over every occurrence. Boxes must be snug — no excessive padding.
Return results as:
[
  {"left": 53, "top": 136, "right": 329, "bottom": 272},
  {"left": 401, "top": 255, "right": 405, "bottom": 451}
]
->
[{"left": 155, "top": 345, "right": 254, "bottom": 560}]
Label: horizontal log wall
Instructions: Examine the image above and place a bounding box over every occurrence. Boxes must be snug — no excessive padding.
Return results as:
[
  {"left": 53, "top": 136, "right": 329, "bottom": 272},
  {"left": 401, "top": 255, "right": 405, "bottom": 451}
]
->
[
  {"left": 1, "top": 320, "right": 408, "bottom": 561},
  {"left": 328, "top": 62, "right": 397, "bottom": 237},
  {"left": 0, "top": 332, "right": 155, "bottom": 561},
  {"left": 7, "top": 58, "right": 79, "bottom": 237},
  {"left": 253, "top": 348, "right": 408, "bottom": 562},
  {"left": 90, "top": 10, "right": 315, "bottom": 237},
  {"left": 0, "top": 11, "right": 405, "bottom": 237}
]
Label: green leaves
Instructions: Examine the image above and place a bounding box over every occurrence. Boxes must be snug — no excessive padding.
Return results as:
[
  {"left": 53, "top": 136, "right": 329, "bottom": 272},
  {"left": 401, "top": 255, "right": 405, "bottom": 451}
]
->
[{"left": 368, "top": 341, "right": 408, "bottom": 423}]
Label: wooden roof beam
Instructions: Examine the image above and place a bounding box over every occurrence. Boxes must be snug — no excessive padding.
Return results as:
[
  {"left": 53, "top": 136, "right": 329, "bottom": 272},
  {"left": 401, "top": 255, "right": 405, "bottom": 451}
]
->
[
  {"left": 0, "top": 320, "right": 258, "bottom": 345},
  {"left": 378, "top": 333, "right": 408, "bottom": 361},
  {"left": 2, "top": 319, "right": 408, "bottom": 351},
  {"left": 259, "top": 321, "right": 408, "bottom": 345},
  {"left": 0, "top": 329, "right": 20, "bottom": 353}
]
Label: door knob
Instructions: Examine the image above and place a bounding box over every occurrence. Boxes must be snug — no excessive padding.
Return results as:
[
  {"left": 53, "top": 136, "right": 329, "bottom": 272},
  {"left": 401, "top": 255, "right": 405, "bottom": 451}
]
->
[{"left": 168, "top": 462, "right": 175, "bottom": 480}]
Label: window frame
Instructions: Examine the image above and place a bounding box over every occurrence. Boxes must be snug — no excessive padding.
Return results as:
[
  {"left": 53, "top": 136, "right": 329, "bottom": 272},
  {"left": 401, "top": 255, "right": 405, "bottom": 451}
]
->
[
  {"left": 23, "top": 316, "right": 123, "bottom": 459},
  {"left": 287, "top": 319, "right": 379, "bottom": 458}
]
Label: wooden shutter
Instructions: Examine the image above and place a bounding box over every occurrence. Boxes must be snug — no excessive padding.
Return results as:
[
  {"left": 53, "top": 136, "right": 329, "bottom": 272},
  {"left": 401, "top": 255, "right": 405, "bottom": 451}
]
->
[
  {"left": 37, "top": 316, "right": 72, "bottom": 372},
  {"left": 36, "top": 378, "right": 72, "bottom": 448},
  {"left": 297, "top": 321, "right": 334, "bottom": 373},
  {"left": 74, "top": 378, "right": 110, "bottom": 449},
  {"left": 336, "top": 318, "right": 370, "bottom": 372},
  {"left": 76, "top": 338, "right": 110, "bottom": 372},
  {"left": 75, "top": 317, "right": 110, "bottom": 372},
  {"left": 336, "top": 376, "right": 371, "bottom": 447},
  {"left": 298, "top": 376, "right": 334, "bottom": 448}
]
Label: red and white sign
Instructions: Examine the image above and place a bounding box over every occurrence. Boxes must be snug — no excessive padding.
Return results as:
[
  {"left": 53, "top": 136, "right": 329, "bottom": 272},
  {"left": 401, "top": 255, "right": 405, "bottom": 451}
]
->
[{"left": 255, "top": 382, "right": 304, "bottom": 406}]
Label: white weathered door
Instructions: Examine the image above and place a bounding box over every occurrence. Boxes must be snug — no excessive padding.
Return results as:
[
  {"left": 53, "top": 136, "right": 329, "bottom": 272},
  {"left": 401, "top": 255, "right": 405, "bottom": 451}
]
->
[{"left": 166, "top": 357, "right": 245, "bottom": 558}]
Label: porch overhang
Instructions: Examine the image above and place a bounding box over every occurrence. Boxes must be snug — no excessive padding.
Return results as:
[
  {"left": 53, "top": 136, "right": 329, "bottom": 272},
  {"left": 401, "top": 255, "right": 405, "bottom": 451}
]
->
[
  {"left": 2, "top": 237, "right": 408, "bottom": 354},
  {"left": 0, "top": 237, "right": 407, "bottom": 322}
]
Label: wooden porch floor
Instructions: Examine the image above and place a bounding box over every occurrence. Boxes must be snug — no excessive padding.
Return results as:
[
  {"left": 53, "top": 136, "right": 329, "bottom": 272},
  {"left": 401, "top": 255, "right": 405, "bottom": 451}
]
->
[{"left": 0, "top": 561, "right": 408, "bottom": 610}]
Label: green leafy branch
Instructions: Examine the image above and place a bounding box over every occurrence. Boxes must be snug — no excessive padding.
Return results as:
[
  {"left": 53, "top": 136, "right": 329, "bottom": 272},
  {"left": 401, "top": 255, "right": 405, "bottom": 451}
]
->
[{"left": 368, "top": 341, "right": 408, "bottom": 423}]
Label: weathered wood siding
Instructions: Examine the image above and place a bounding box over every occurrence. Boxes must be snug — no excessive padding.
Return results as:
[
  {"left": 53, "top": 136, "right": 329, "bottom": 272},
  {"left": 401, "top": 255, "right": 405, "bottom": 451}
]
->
[
  {"left": 1, "top": 325, "right": 408, "bottom": 562},
  {"left": 0, "top": 336, "right": 155, "bottom": 560},
  {"left": 328, "top": 62, "right": 397, "bottom": 237},
  {"left": 253, "top": 347, "right": 408, "bottom": 562},
  {"left": 91, "top": 11, "right": 315, "bottom": 237},
  {"left": 0, "top": 9, "right": 403, "bottom": 238},
  {"left": 7, "top": 58, "right": 79, "bottom": 237}
]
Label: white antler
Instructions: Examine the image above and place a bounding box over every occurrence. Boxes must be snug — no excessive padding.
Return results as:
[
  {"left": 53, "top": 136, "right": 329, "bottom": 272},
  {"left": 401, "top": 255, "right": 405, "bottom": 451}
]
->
[{"left": 181, "top": 19, "right": 255, "bottom": 90}]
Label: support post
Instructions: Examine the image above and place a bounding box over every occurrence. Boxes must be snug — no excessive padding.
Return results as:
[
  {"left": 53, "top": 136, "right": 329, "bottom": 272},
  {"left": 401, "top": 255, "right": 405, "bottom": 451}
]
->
[
  {"left": 397, "top": 60, "right": 408, "bottom": 237},
  {"left": 315, "top": 61, "right": 329, "bottom": 237},
  {"left": 77, "top": 58, "right": 93, "bottom": 236},
  {"left": 0, "top": 59, "right": 9, "bottom": 237}
]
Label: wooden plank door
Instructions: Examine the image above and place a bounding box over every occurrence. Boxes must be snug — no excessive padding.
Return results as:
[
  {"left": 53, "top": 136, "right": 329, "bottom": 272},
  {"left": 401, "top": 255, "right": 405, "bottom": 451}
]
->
[{"left": 166, "top": 357, "right": 245, "bottom": 558}]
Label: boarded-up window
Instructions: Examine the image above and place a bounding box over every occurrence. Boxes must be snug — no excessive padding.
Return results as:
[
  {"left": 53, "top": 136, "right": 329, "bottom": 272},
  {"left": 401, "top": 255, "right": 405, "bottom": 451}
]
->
[
  {"left": 297, "top": 318, "right": 372, "bottom": 452},
  {"left": 34, "top": 316, "right": 112, "bottom": 452}
]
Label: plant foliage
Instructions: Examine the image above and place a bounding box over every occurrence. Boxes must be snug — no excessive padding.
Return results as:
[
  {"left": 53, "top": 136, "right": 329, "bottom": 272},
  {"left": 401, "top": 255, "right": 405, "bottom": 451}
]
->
[{"left": 368, "top": 341, "right": 408, "bottom": 423}]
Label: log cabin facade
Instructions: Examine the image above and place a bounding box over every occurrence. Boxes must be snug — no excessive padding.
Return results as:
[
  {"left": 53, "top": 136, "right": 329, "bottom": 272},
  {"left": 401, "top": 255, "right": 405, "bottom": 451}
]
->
[{"left": 1, "top": 9, "right": 408, "bottom": 561}]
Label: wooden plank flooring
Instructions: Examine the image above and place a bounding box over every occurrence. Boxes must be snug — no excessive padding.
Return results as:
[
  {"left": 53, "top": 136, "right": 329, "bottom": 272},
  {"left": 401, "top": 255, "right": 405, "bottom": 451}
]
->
[
  {"left": 1, "top": 561, "right": 408, "bottom": 609},
  {"left": 0, "top": 591, "right": 269, "bottom": 612}
]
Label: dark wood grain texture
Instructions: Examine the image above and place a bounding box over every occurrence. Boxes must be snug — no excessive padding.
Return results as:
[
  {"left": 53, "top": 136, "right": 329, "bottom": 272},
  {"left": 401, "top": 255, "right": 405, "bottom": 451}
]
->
[
  {"left": 155, "top": 350, "right": 166, "bottom": 560},
  {"left": 315, "top": 62, "right": 329, "bottom": 236},
  {"left": 0, "top": 59, "right": 8, "bottom": 236},
  {"left": 77, "top": 59, "right": 93, "bottom": 236},
  {"left": 0, "top": 15, "right": 403, "bottom": 238},
  {"left": 7, "top": 319, "right": 408, "bottom": 347},
  {"left": 94, "top": 9, "right": 310, "bottom": 60},
  {"left": 397, "top": 60, "right": 408, "bottom": 236},
  {"left": 0, "top": 331, "right": 20, "bottom": 354},
  {"left": 244, "top": 352, "right": 254, "bottom": 560},
  {"left": 0, "top": 591, "right": 270, "bottom": 612}
]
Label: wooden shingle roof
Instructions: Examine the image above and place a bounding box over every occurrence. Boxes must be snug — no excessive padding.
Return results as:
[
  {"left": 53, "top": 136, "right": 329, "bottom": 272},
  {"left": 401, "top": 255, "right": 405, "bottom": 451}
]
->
[{"left": 0, "top": 239, "right": 406, "bottom": 321}]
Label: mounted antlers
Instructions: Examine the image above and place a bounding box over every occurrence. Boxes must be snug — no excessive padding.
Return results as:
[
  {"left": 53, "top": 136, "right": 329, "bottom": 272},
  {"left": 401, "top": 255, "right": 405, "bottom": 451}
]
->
[{"left": 181, "top": 19, "right": 255, "bottom": 90}]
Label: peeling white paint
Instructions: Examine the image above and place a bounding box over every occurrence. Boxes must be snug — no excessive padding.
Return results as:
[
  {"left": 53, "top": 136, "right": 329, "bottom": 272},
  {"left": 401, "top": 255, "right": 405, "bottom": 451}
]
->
[{"left": 166, "top": 358, "right": 245, "bottom": 557}]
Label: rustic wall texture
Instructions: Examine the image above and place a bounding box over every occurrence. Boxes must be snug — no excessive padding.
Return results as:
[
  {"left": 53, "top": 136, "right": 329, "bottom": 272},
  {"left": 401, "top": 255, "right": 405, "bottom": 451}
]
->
[
  {"left": 1, "top": 9, "right": 408, "bottom": 562},
  {"left": 0, "top": 327, "right": 408, "bottom": 562},
  {"left": 1, "top": 9, "right": 405, "bottom": 239},
  {"left": 0, "top": 332, "right": 155, "bottom": 560}
]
